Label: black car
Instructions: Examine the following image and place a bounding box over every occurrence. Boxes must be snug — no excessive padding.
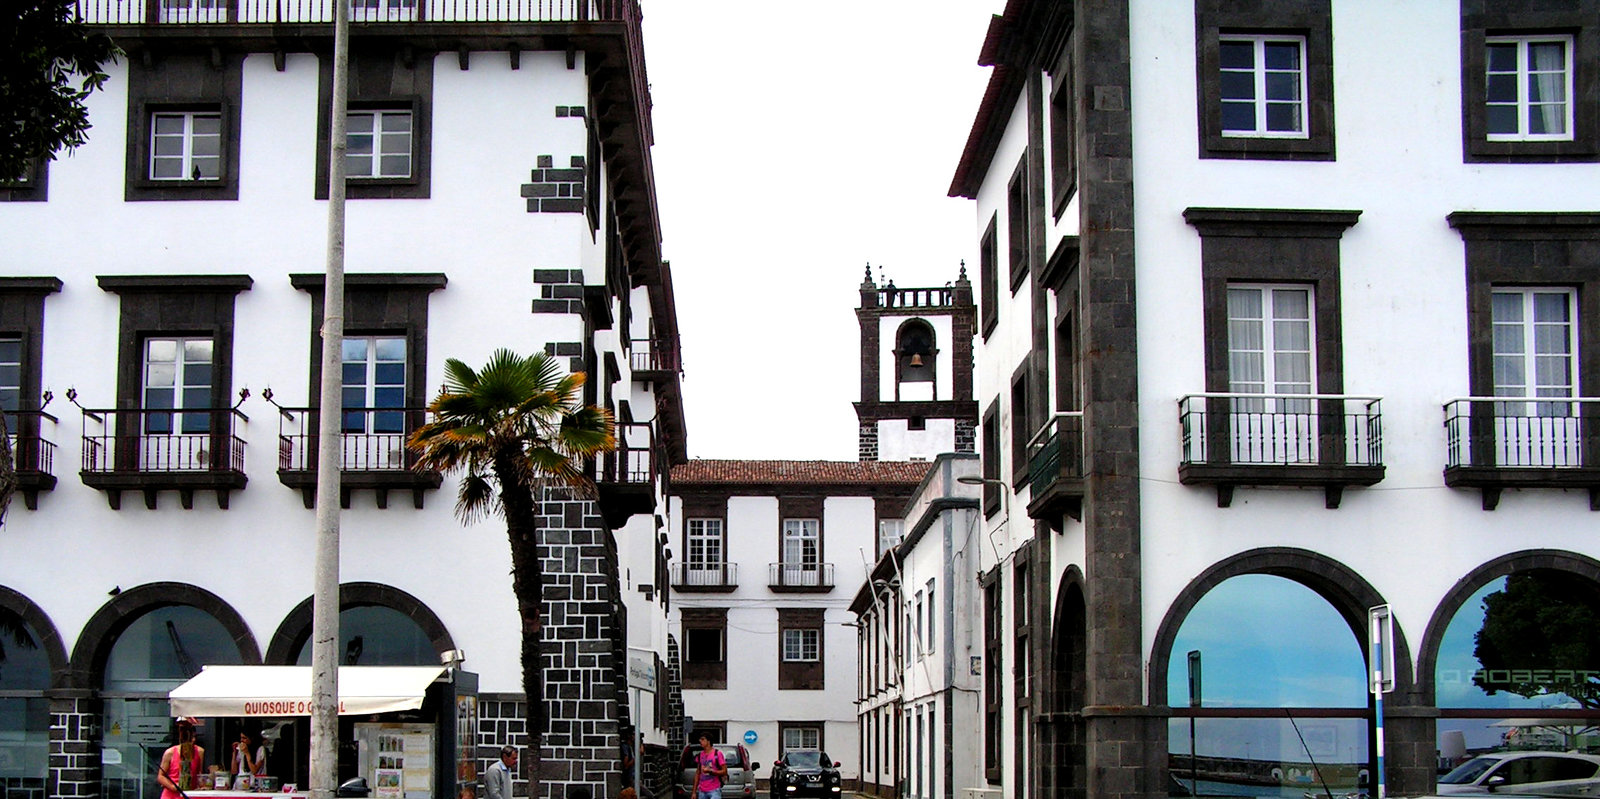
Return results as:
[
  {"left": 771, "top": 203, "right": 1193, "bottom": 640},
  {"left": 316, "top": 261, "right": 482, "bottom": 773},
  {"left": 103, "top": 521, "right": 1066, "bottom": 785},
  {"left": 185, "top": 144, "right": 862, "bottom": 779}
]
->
[{"left": 771, "top": 750, "right": 841, "bottom": 798}]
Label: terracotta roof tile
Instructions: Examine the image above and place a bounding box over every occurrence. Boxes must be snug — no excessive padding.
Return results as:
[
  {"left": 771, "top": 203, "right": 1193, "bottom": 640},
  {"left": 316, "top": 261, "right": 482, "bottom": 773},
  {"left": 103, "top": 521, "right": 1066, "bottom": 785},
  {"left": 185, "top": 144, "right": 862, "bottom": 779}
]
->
[{"left": 670, "top": 460, "right": 932, "bottom": 486}]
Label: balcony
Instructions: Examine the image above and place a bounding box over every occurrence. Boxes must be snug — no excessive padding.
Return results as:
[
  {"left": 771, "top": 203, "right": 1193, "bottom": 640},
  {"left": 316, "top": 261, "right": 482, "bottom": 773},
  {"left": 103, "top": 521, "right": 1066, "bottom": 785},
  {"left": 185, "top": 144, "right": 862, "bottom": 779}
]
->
[
  {"left": 670, "top": 562, "right": 737, "bottom": 593},
  {"left": 1026, "top": 412, "right": 1084, "bottom": 525},
  {"left": 6, "top": 410, "right": 60, "bottom": 510},
  {"left": 1444, "top": 397, "right": 1600, "bottom": 511},
  {"left": 629, "top": 339, "right": 680, "bottom": 384},
  {"left": 1178, "top": 393, "right": 1385, "bottom": 509},
  {"left": 596, "top": 421, "right": 656, "bottom": 527},
  {"left": 79, "top": 406, "right": 248, "bottom": 509},
  {"left": 767, "top": 562, "right": 834, "bottom": 593},
  {"left": 274, "top": 406, "right": 441, "bottom": 509}
]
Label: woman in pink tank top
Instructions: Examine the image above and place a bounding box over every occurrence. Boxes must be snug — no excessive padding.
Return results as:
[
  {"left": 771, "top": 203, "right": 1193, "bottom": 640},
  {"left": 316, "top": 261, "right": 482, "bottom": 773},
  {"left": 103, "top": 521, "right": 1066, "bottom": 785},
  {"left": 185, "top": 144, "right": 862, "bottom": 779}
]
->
[{"left": 157, "top": 717, "right": 206, "bottom": 799}]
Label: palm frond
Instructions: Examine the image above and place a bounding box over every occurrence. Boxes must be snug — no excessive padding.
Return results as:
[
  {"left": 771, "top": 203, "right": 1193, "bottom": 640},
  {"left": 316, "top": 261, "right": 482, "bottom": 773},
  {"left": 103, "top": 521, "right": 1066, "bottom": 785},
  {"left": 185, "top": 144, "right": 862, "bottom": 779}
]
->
[{"left": 453, "top": 473, "right": 500, "bottom": 525}]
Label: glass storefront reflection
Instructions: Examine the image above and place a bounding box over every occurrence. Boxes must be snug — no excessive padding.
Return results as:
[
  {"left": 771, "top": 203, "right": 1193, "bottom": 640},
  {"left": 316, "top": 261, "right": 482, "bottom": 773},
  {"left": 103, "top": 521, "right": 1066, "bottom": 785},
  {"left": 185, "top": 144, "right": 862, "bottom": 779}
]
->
[
  {"left": 1166, "top": 575, "right": 1369, "bottom": 798},
  {"left": 0, "top": 608, "right": 50, "bottom": 799}
]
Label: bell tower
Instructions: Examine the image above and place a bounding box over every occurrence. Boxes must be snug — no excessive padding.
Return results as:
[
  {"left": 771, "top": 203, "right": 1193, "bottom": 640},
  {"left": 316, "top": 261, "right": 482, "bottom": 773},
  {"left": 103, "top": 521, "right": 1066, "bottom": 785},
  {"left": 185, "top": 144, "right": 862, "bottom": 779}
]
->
[{"left": 854, "top": 264, "right": 978, "bottom": 461}]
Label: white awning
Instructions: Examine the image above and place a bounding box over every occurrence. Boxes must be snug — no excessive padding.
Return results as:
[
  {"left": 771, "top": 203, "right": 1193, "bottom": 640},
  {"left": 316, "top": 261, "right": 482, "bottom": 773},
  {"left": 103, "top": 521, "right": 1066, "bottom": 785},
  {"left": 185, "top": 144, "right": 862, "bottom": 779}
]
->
[{"left": 168, "top": 666, "right": 446, "bottom": 718}]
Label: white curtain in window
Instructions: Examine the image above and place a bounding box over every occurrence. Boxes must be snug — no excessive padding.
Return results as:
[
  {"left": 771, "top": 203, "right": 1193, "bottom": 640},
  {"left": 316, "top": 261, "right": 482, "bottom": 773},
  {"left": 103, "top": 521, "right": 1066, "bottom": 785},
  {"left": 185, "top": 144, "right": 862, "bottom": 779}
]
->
[{"left": 1531, "top": 41, "right": 1567, "bottom": 135}]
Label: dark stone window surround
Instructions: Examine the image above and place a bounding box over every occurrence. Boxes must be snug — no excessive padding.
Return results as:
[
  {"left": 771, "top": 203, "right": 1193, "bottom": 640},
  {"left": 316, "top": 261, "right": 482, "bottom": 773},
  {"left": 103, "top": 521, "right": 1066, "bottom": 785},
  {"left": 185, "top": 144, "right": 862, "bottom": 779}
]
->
[
  {"left": 1182, "top": 208, "right": 1372, "bottom": 507},
  {"left": 777, "top": 607, "right": 825, "bottom": 690},
  {"left": 0, "top": 278, "right": 63, "bottom": 507},
  {"left": 1194, "top": 0, "right": 1336, "bottom": 162},
  {"left": 981, "top": 399, "right": 1001, "bottom": 517},
  {"left": 123, "top": 52, "right": 245, "bottom": 201},
  {"left": 315, "top": 48, "right": 434, "bottom": 200},
  {"left": 1445, "top": 212, "right": 1600, "bottom": 508},
  {"left": 1007, "top": 157, "right": 1029, "bottom": 292},
  {"left": 94, "top": 275, "right": 253, "bottom": 509},
  {"left": 289, "top": 273, "right": 446, "bottom": 410},
  {"left": 1048, "top": 29, "right": 1077, "bottom": 219},
  {"left": 679, "top": 495, "right": 730, "bottom": 588},
  {"left": 264, "top": 581, "right": 456, "bottom": 664},
  {"left": 980, "top": 215, "right": 1000, "bottom": 339},
  {"left": 0, "top": 157, "right": 48, "bottom": 202},
  {"left": 1009, "top": 358, "right": 1032, "bottom": 489},
  {"left": 680, "top": 606, "right": 728, "bottom": 690},
  {"left": 777, "top": 495, "right": 826, "bottom": 571},
  {"left": 981, "top": 565, "right": 1003, "bottom": 784},
  {"left": 1460, "top": 0, "right": 1600, "bottom": 163},
  {"left": 0, "top": 585, "right": 69, "bottom": 685},
  {"left": 66, "top": 582, "right": 263, "bottom": 690}
]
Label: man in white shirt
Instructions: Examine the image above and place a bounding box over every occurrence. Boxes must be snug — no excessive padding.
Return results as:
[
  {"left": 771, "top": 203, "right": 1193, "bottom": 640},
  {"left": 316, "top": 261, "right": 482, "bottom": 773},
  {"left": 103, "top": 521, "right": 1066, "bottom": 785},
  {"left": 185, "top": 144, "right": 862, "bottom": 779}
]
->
[{"left": 485, "top": 746, "right": 516, "bottom": 799}]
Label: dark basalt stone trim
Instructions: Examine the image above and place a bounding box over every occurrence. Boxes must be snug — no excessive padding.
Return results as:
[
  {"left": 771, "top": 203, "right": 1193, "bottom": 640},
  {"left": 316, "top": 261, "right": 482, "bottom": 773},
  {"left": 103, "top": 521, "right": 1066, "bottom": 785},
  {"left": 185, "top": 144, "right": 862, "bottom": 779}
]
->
[
  {"left": 1460, "top": 0, "right": 1600, "bottom": 163},
  {"left": 264, "top": 581, "right": 456, "bottom": 664},
  {"left": 1194, "top": 0, "right": 1335, "bottom": 161},
  {"left": 67, "top": 582, "right": 262, "bottom": 690},
  {"left": 0, "top": 584, "right": 70, "bottom": 687}
]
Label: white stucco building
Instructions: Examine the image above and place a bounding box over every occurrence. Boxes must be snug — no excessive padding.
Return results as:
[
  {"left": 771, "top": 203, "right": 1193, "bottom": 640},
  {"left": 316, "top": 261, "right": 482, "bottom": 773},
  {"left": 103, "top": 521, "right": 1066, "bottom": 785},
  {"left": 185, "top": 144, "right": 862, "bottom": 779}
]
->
[
  {"left": 942, "top": 2, "right": 1600, "bottom": 799},
  {"left": 0, "top": 4, "right": 684, "bottom": 799}
]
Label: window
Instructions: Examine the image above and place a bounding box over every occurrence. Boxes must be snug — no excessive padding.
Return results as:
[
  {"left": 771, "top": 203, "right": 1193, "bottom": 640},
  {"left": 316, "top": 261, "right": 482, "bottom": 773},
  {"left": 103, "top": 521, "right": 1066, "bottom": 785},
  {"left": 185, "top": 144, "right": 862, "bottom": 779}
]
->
[
  {"left": 924, "top": 578, "right": 935, "bottom": 655},
  {"left": 0, "top": 157, "right": 47, "bottom": 202},
  {"left": 1010, "top": 359, "right": 1032, "bottom": 487},
  {"left": 1007, "top": 158, "right": 1029, "bottom": 291},
  {"left": 877, "top": 518, "right": 903, "bottom": 559},
  {"left": 912, "top": 590, "right": 924, "bottom": 657},
  {"left": 1194, "top": 0, "right": 1334, "bottom": 160},
  {"left": 980, "top": 216, "right": 999, "bottom": 338},
  {"left": 681, "top": 607, "right": 728, "bottom": 690},
  {"left": 981, "top": 400, "right": 1001, "bottom": 517},
  {"left": 316, "top": 50, "right": 432, "bottom": 199},
  {"left": 781, "top": 518, "right": 820, "bottom": 584},
  {"left": 342, "top": 336, "right": 406, "bottom": 434},
  {"left": 149, "top": 111, "right": 222, "bottom": 181},
  {"left": 350, "top": 0, "right": 417, "bottom": 21},
  {"left": 346, "top": 110, "right": 414, "bottom": 179},
  {"left": 0, "top": 337, "right": 20, "bottom": 415},
  {"left": 1049, "top": 32, "right": 1077, "bottom": 216},
  {"left": 157, "top": 0, "right": 224, "bottom": 23},
  {"left": 125, "top": 53, "right": 242, "bottom": 201},
  {"left": 1227, "top": 285, "right": 1316, "bottom": 463},
  {"left": 780, "top": 725, "right": 822, "bottom": 755},
  {"left": 687, "top": 518, "right": 724, "bottom": 568},
  {"left": 983, "top": 573, "right": 1003, "bottom": 783},
  {"left": 1218, "top": 36, "right": 1308, "bottom": 138},
  {"left": 143, "top": 337, "right": 214, "bottom": 435},
  {"left": 778, "top": 608, "right": 824, "bottom": 689},
  {"left": 1486, "top": 37, "right": 1573, "bottom": 141},
  {"left": 1460, "top": 2, "right": 1599, "bottom": 162},
  {"left": 1490, "top": 288, "right": 1580, "bottom": 465},
  {"left": 782, "top": 629, "right": 819, "bottom": 662}
]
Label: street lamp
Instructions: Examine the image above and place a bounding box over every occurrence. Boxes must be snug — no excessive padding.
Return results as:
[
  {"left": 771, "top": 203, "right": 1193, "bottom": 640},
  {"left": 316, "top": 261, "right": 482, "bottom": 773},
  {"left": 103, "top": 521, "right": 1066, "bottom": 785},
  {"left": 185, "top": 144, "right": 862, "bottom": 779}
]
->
[{"left": 954, "top": 475, "right": 1008, "bottom": 561}]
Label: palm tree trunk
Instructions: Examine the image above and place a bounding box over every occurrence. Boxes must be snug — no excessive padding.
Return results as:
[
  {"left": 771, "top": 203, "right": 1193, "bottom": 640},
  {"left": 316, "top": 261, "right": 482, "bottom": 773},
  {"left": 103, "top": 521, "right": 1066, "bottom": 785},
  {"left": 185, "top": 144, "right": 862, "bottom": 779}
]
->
[
  {"left": 496, "top": 452, "right": 544, "bottom": 797},
  {"left": 0, "top": 411, "right": 16, "bottom": 527}
]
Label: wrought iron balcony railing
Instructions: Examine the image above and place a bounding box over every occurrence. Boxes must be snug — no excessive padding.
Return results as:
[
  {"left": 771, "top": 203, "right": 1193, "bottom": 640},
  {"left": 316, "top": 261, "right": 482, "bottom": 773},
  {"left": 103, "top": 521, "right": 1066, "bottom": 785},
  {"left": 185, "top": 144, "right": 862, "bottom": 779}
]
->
[
  {"left": 5, "top": 409, "right": 60, "bottom": 510},
  {"left": 75, "top": 0, "right": 637, "bottom": 25},
  {"left": 768, "top": 562, "right": 834, "bottom": 592},
  {"left": 78, "top": 406, "right": 249, "bottom": 509},
  {"left": 670, "top": 562, "right": 737, "bottom": 591},
  {"left": 1177, "top": 393, "right": 1384, "bottom": 508},
  {"left": 272, "top": 405, "right": 441, "bottom": 509},
  {"left": 1443, "top": 397, "right": 1600, "bottom": 511},
  {"left": 1179, "top": 393, "right": 1383, "bottom": 468},
  {"left": 595, "top": 421, "right": 656, "bottom": 526},
  {"left": 629, "top": 338, "right": 680, "bottom": 376},
  {"left": 1025, "top": 412, "right": 1084, "bottom": 523}
]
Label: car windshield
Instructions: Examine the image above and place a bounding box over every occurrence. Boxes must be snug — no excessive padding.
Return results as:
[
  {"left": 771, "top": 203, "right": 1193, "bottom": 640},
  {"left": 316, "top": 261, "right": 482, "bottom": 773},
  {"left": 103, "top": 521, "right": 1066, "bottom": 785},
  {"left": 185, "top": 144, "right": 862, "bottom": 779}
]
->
[
  {"left": 1440, "top": 756, "right": 1501, "bottom": 785},
  {"left": 786, "top": 752, "right": 823, "bottom": 768}
]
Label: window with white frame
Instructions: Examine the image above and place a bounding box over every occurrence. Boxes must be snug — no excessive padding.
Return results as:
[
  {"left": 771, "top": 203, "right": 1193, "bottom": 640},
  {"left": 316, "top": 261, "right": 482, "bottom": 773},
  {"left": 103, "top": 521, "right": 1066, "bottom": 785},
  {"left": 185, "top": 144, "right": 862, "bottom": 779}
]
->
[
  {"left": 158, "top": 0, "right": 223, "bottom": 23},
  {"left": 781, "top": 518, "right": 820, "bottom": 583},
  {"left": 877, "top": 518, "right": 904, "bottom": 558},
  {"left": 149, "top": 111, "right": 222, "bottom": 181},
  {"left": 341, "top": 336, "right": 406, "bottom": 434},
  {"left": 1486, "top": 36, "right": 1573, "bottom": 141},
  {"left": 925, "top": 578, "right": 936, "bottom": 654},
  {"left": 1493, "top": 288, "right": 1577, "bottom": 415},
  {"left": 781, "top": 726, "right": 821, "bottom": 754},
  {"left": 0, "top": 337, "right": 20, "bottom": 415},
  {"left": 686, "top": 519, "right": 725, "bottom": 584},
  {"left": 1227, "top": 284, "right": 1316, "bottom": 463},
  {"left": 143, "top": 337, "right": 214, "bottom": 435},
  {"left": 1218, "top": 35, "right": 1308, "bottom": 137},
  {"left": 781, "top": 629, "right": 820, "bottom": 662},
  {"left": 347, "top": 110, "right": 413, "bottom": 179},
  {"left": 351, "top": 0, "right": 417, "bottom": 21},
  {"left": 913, "top": 590, "right": 924, "bottom": 657}
]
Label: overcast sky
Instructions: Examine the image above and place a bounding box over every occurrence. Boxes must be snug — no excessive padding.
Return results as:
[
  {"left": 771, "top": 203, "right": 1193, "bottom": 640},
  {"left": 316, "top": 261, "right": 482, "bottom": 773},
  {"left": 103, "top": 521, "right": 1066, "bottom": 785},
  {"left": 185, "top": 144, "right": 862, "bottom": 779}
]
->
[{"left": 642, "top": 2, "right": 1005, "bottom": 461}]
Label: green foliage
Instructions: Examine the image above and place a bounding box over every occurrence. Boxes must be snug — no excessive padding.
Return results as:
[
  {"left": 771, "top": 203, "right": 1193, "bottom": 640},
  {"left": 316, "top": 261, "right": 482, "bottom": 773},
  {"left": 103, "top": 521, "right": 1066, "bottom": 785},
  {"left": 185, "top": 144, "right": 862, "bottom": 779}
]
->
[
  {"left": 0, "top": 0, "right": 119, "bottom": 181},
  {"left": 1473, "top": 571, "right": 1600, "bottom": 708}
]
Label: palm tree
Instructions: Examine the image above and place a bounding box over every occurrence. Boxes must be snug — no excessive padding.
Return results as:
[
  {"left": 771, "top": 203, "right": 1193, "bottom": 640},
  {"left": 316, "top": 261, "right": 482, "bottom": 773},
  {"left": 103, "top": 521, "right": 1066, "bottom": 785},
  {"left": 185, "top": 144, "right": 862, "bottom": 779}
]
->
[{"left": 407, "top": 349, "right": 614, "bottom": 779}]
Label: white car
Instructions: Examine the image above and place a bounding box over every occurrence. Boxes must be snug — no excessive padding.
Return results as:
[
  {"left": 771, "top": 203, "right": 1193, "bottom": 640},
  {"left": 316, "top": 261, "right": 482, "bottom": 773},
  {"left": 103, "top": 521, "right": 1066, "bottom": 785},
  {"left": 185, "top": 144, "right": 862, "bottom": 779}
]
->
[{"left": 1437, "top": 751, "right": 1600, "bottom": 795}]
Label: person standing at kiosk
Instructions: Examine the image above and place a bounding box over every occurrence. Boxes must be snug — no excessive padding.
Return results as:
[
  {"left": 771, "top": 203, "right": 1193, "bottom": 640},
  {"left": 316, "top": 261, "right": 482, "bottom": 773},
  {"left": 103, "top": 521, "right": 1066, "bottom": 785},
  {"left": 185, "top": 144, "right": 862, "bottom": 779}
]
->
[
  {"left": 157, "top": 718, "right": 206, "bottom": 799},
  {"left": 484, "top": 746, "right": 516, "bottom": 799}
]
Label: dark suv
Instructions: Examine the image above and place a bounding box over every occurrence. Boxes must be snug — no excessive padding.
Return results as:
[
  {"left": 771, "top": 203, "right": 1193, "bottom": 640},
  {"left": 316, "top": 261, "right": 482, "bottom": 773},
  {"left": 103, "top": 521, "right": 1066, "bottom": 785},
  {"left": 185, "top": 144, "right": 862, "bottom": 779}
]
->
[
  {"left": 771, "top": 750, "right": 841, "bottom": 797},
  {"left": 675, "top": 743, "right": 758, "bottom": 799}
]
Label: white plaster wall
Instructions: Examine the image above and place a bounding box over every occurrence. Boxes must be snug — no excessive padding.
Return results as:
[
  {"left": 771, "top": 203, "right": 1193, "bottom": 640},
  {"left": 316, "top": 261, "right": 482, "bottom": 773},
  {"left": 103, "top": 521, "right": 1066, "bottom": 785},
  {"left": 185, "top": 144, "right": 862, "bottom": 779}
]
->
[
  {"left": 0, "top": 47, "right": 667, "bottom": 698},
  {"left": 875, "top": 313, "right": 956, "bottom": 401},
  {"left": 876, "top": 418, "right": 955, "bottom": 462},
  {"left": 671, "top": 493, "right": 878, "bottom": 780},
  {"left": 1125, "top": 1, "right": 1600, "bottom": 688}
]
